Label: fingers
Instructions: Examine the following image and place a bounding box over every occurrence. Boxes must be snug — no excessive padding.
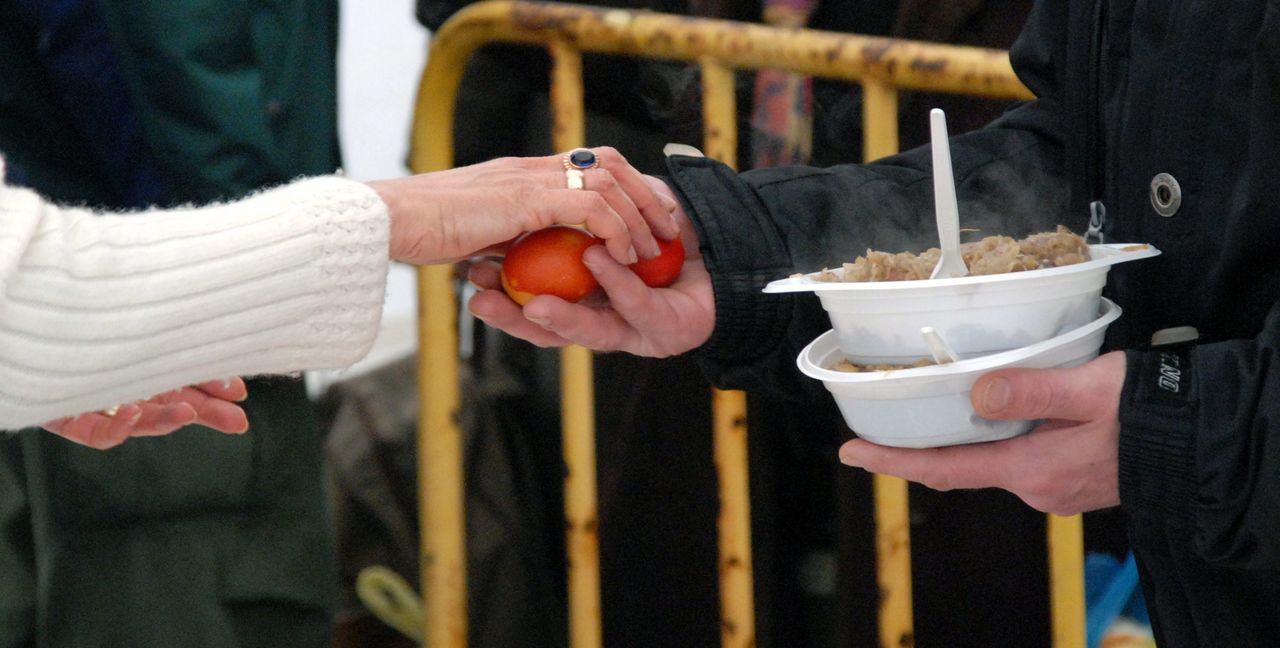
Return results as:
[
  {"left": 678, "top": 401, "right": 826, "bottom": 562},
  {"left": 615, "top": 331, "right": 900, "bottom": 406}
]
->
[
  {"left": 46, "top": 402, "right": 198, "bottom": 450},
  {"left": 468, "top": 242, "right": 714, "bottom": 357},
  {"left": 838, "top": 437, "right": 1016, "bottom": 492},
  {"left": 42, "top": 413, "right": 127, "bottom": 450},
  {"left": 583, "top": 167, "right": 658, "bottom": 259},
  {"left": 971, "top": 351, "right": 1126, "bottom": 422},
  {"left": 557, "top": 246, "right": 671, "bottom": 337},
  {"left": 378, "top": 150, "right": 678, "bottom": 267},
  {"left": 195, "top": 377, "right": 248, "bottom": 402},
  {"left": 195, "top": 399, "right": 249, "bottom": 434},
  {"left": 515, "top": 247, "right": 653, "bottom": 352},
  {"left": 642, "top": 175, "right": 684, "bottom": 231},
  {"left": 118, "top": 402, "right": 200, "bottom": 439},
  {"left": 545, "top": 147, "right": 678, "bottom": 264},
  {"left": 468, "top": 288, "right": 576, "bottom": 348},
  {"left": 78, "top": 408, "right": 141, "bottom": 450},
  {"left": 467, "top": 260, "right": 574, "bottom": 346},
  {"left": 591, "top": 146, "right": 680, "bottom": 239},
  {"left": 39, "top": 378, "right": 250, "bottom": 450},
  {"left": 153, "top": 387, "right": 250, "bottom": 434},
  {"left": 468, "top": 254, "right": 648, "bottom": 351}
]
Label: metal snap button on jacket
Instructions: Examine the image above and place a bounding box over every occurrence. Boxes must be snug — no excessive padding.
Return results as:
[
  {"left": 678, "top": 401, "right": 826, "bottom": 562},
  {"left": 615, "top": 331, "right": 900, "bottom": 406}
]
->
[{"left": 1150, "top": 173, "right": 1182, "bottom": 217}]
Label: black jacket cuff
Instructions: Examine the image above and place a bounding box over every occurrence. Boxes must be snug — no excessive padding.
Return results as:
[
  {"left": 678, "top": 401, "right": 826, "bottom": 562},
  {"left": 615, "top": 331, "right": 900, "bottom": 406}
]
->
[{"left": 662, "top": 154, "right": 795, "bottom": 368}]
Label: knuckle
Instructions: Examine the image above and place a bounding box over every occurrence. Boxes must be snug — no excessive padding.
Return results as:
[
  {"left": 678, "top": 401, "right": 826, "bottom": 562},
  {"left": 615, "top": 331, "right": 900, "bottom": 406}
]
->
[
  {"left": 923, "top": 469, "right": 957, "bottom": 492},
  {"left": 526, "top": 201, "right": 557, "bottom": 229},
  {"left": 584, "top": 192, "right": 612, "bottom": 213},
  {"left": 593, "top": 168, "right": 619, "bottom": 191},
  {"left": 1011, "top": 465, "right": 1068, "bottom": 514},
  {"left": 1020, "top": 495, "right": 1054, "bottom": 514},
  {"left": 593, "top": 146, "right": 621, "bottom": 165}
]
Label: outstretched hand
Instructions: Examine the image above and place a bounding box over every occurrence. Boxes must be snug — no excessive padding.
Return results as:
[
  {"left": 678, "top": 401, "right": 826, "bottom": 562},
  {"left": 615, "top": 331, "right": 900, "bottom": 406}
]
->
[
  {"left": 466, "top": 176, "right": 716, "bottom": 357},
  {"left": 41, "top": 378, "right": 250, "bottom": 450},
  {"left": 369, "top": 147, "right": 680, "bottom": 267},
  {"left": 838, "top": 351, "right": 1127, "bottom": 515}
]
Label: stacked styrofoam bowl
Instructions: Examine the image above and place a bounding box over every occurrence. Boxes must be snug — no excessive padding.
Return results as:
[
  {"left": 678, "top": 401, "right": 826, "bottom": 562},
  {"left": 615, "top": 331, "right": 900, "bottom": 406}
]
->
[{"left": 765, "top": 243, "right": 1159, "bottom": 448}]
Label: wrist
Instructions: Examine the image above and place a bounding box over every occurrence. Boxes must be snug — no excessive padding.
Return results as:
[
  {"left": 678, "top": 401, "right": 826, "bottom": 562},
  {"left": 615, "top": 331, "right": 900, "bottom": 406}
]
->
[{"left": 366, "top": 179, "right": 415, "bottom": 262}]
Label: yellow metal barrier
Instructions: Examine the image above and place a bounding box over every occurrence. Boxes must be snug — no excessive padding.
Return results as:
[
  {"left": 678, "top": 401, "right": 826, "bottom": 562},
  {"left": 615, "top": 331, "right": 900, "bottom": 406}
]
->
[{"left": 408, "top": 2, "right": 1082, "bottom": 648}]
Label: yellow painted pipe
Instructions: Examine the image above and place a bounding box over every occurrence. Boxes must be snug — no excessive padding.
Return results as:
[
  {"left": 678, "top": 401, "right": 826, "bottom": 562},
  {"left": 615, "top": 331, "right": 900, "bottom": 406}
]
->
[
  {"left": 860, "top": 79, "right": 915, "bottom": 648},
  {"left": 410, "top": 8, "right": 470, "bottom": 647},
  {"left": 700, "top": 59, "right": 756, "bottom": 648},
  {"left": 412, "top": 0, "right": 1031, "bottom": 136},
  {"left": 1049, "top": 514, "right": 1086, "bottom": 648},
  {"left": 549, "top": 39, "right": 605, "bottom": 648},
  {"left": 416, "top": 265, "right": 468, "bottom": 648}
]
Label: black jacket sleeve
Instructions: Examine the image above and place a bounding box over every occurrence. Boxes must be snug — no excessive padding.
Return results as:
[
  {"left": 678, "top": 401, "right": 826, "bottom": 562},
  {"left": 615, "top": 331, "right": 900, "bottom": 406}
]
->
[{"left": 663, "top": 0, "right": 1073, "bottom": 400}]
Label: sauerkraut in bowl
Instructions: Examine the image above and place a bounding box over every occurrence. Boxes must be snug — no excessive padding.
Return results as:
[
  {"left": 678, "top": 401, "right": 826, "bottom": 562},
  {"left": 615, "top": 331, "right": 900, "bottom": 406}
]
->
[
  {"left": 764, "top": 229, "right": 1157, "bottom": 365},
  {"left": 817, "top": 226, "right": 1089, "bottom": 283},
  {"left": 797, "top": 298, "right": 1122, "bottom": 448}
]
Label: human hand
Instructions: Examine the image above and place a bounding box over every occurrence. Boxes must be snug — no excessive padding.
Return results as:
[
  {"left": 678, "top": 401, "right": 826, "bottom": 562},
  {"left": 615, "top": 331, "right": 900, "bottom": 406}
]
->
[
  {"left": 466, "top": 176, "right": 716, "bottom": 357},
  {"left": 837, "top": 351, "right": 1127, "bottom": 515},
  {"left": 367, "top": 147, "right": 680, "bottom": 267},
  {"left": 41, "top": 378, "right": 250, "bottom": 450}
]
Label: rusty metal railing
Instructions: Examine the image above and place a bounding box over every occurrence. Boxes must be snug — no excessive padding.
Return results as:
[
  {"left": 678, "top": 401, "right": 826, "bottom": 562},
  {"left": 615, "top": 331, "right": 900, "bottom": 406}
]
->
[{"left": 409, "top": 2, "right": 1082, "bottom": 648}]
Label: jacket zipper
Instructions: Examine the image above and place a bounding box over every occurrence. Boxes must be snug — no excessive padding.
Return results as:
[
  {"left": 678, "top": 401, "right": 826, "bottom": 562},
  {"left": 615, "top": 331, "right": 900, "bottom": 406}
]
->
[{"left": 1086, "top": 0, "right": 1109, "bottom": 242}]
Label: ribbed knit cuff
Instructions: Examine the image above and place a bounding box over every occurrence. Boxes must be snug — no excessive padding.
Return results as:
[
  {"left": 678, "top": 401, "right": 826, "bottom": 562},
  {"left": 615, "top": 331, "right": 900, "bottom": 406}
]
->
[
  {"left": 1118, "top": 348, "right": 1197, "bottom": 530},
  {"left": 663, "top": 155, "right": 795, "bottom": 365},
  {"left": 284, "top": 176, "right": 390, "bottom": 367}
]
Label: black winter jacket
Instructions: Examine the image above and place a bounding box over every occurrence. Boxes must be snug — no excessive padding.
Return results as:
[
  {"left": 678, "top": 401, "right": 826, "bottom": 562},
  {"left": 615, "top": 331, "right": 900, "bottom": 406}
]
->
[{"left": 664, "top": 1, "right": 1280, "bottom": 645}]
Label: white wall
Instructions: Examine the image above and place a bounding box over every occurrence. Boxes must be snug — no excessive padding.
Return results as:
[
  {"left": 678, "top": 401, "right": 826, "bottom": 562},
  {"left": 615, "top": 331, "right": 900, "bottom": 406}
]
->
[{"left": 308, "top": 1, "right": 429, "bottom": 395}]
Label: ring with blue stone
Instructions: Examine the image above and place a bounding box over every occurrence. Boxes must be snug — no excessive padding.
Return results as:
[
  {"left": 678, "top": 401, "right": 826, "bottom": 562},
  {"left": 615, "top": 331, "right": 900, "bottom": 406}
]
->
[{"left": 562, "top": 148, "right": 599, "bottom": 171}]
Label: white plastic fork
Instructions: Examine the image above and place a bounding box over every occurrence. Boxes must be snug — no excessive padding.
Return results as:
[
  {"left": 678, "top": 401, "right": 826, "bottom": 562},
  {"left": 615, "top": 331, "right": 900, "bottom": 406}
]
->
[
  {"left": 921, "top": 326, "right": 960, "bottom": 365},
  {"left": 929, "top": 108, "right": 968, "bottom": 279}
]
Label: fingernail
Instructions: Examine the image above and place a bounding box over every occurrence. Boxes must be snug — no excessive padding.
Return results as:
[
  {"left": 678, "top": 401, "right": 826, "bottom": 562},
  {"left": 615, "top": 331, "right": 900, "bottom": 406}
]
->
[
  {"left": 628, "top": 246, "right": 639, "bottom": 265},
  {"left": 526, "top": 316, "right": 551, "bottom": 329},
  {"left": 982, "top": 377, "right": 1013, "bottom": 414},
  {"left": 668, "top": 213, "right": 680, "bottom": 232},
  {"left": 650, "top": 241, "right": 662, "bottom": 258},
  {"left": 582, "top": 256, "right": 601, "bottom": 273},
  {"left": 838, "top": 446, "right": 861, "bottom": 467},
  {"left": 126, "top": 406, "right": 143, "bottom": 425},
  {"left": 222, "top": 378, "right": 234, "bottom": 390}
]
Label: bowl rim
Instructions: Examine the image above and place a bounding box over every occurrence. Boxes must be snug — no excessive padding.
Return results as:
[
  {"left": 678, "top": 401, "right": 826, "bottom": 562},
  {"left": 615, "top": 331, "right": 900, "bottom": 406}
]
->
[
  {"left": 798, "top": 297, "right": 1122, "bottom": 383},
  {"left": 764, "top": 243, "right": 1159, "bottom": 294}
]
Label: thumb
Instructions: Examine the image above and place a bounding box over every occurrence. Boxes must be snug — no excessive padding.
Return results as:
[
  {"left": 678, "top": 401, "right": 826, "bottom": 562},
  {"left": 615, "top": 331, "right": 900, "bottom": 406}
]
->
[{"left": 971, "top": 351, "right": 1126, "bottom": 422}]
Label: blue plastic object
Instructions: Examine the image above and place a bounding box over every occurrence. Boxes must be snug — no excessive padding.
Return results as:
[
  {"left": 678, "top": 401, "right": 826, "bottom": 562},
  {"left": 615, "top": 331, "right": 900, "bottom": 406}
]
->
[{"left": 1084, "top": 552, "right": 1143, "bottom": 648}]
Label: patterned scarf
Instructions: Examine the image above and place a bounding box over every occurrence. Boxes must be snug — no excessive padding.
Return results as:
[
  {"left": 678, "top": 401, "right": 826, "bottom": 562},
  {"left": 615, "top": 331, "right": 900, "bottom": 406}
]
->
[{"left": 749, "top": 0, "right": 817, "bottom": 167}]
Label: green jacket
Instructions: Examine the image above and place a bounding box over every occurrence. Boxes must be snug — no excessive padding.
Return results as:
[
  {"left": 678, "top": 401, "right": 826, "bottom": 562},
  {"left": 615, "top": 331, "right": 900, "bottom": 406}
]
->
[
  {"left": 0, "top": 0, "right": 340, "bottom": 204},
  {"left": 0, "top": 2, "right": 341, "bottom": 646}
]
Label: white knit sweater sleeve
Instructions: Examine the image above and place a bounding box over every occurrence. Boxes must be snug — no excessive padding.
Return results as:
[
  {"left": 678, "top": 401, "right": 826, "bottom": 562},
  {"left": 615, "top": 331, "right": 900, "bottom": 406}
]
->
[{"left": 0, "top": 174, "right": 390, "bottom": 429}]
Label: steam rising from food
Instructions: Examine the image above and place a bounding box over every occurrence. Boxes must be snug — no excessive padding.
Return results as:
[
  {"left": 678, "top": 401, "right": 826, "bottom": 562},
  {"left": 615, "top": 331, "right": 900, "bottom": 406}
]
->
[{"left": 813, "top": 226, "right": 1087, "bottom": 282}]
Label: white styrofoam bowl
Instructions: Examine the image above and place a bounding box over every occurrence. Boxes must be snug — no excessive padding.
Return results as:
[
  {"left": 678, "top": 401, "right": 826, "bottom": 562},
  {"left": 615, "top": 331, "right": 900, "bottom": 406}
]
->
[
  {"left": 797, "top": 298, "right": 1122, "bottom": 449},
  {"left": 766, "top": 243, "right": 1156, "bottom": 365}
]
